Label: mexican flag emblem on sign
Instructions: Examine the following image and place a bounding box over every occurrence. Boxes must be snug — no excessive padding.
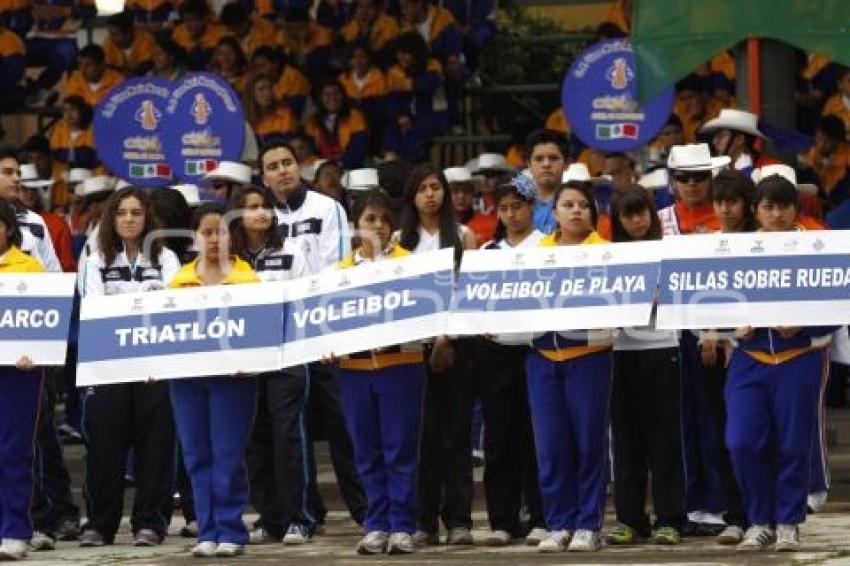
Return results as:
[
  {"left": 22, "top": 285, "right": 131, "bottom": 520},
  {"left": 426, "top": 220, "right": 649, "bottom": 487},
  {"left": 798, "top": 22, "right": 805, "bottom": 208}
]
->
[
  {"left": 596, "top": 123, "right": 639, "bottom": 140},
  {"left": 185, "top": 159, "right": 218, "bottom": 176},
  {"left": 129, "top": 163, "right": 172, "bottom": 179}
]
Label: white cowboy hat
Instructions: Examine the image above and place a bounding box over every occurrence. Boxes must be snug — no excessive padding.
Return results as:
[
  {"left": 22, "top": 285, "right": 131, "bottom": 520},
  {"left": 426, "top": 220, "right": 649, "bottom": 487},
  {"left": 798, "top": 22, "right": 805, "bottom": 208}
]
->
[
  {"left": 561, "top": 163, "right": 611, "bottom": 184},
  {"left": 66, "top": 168, "right": 92, "bottom": 185},
  {"left": 700, "top": 109, "right": 767, "bottom": 139},
  {"left": 76, "top": 176, "right": 116, "bottom": 198},
  {"left": 202, "top": 161, "right": 252, "bottom": 185},
  {"left": 443, "top": 166, "right": 475, "bottom": 185},
  {"left": 751, "top": 163, "right": 819, "bottom": 197},
  {"left": 637, "top": 168, "right": 670, "bottom": 191},
  {"left": 115, "top": 179, "right": 133, "bottom": 191},
  {"left": 471, "top": 153, "right": 515, "bottom": 175},
  {"left": 667, "top": 143, "right": 731, "bottom": 171},
  {"left": 344, "top": 168, "right": 379, "bottom": 192},
  {"left": 19, "top": 163, "right": 54, "bottom": 189},
  {"left": 171, "top": 184, "right": 202, "bottom": 206}
]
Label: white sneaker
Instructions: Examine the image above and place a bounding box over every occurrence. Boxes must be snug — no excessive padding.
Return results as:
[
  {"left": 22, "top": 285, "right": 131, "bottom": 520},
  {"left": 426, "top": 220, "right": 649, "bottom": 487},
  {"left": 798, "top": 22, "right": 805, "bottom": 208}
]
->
[
  {"left": 386, "top": 532, "right": 414, "bottom": 554},
  {"left": 701, "top": 512, "right": 726, "bottom": 526},
  {"left": 775, "top": 524, "right": 800, "bottom": 552},
  {"left": 567, "top": 529, "right": 601, "bottom": 552},
  {"left": 807, "top": 491, "right": 828, "bottom": 513},
  {"left": 737, "top": 525, "right": 775, "bottom": 551},
  {"left": 525, "top": 527, "right": 549, "bottom": 546},
  {"left": 215, "top": 542, "right": 245, "bottom": 557},
  {"left": 716, "top": 525, "right": 744, "bottom": 545},
  {"left": 537, "top": 529, "right": 571, "bottom": 553},
  {"left": 191, "top": 541, "right": 217, "bottom": 557},
  {"left": 29, "top": 531, "right": 55, "bottom": 551},
  {"left": 0, "top": 539, "right": 28, "bottom": 560},
  {"left": 282, "top": 523, "right": 311, "bottom": 545},
  {"left": 483, "top": 530, "right": 512, "bottom": 546},
  {"left": 248, "top": 527, "right": 280, "bottom": 545},
  {"left": 356, "top": 531, "right": 388, "bottom": 555}
]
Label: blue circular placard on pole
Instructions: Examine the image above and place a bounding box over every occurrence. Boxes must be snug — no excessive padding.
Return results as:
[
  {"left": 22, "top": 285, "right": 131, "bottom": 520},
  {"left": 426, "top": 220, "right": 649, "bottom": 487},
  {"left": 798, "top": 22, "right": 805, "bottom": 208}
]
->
[
  {"left": 561, "top": 38, "right": 674, "bottom": 152},
  {"left": 94, "top": 77, "right": 174, "bottom": 187},
  {"left": 161, "top": 73, "right": 245, "bottom": 183}
]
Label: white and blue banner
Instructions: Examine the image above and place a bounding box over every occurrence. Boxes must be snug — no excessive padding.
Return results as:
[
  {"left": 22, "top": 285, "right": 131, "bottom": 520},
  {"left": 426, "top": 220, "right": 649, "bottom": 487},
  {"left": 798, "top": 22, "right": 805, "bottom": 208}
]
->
[
  {"left": 447, "top": 241, "right": 661, "bottom": 335},
  {"left": 0, "top": 273, "right": 75, "bottom": 365},
  {"left": 77, "top": 283, "right": 285, "bottom": 385},
  {"left": 280, "top": 249, "right": 454, "bottom": 367},
  {"left": 657, "top": 230, "right": 850, "bottom": 329}
]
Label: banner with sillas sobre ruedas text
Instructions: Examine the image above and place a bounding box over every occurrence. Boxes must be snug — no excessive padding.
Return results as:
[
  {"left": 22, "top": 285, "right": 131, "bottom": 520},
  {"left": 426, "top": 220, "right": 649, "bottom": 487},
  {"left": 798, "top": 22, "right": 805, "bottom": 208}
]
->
[
  {"left": 447, "top": 241, "right": 661, "bottom": 335},
  {"left": 657, "top": 230, "right": 850, "bottom": 329},
  {"left": 77, "top": 282, "right": 285, "bottom": 385},
  {"left": 94, "top": 77, "right": 173, "bottom": 187},
  {"left": 280, "top": 248, "right": 455, "bottom": 367},
  {"left": 0, "top": 273, "right": 75, "bottom": 365}
]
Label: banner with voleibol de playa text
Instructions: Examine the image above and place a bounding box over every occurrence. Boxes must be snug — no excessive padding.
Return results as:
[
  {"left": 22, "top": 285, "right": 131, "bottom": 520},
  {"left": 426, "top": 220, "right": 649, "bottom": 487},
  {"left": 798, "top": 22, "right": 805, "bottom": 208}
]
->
[
  {"left": 0, "top": 273, "right": 76, "bottom": 365},
  {"left": 77, "top": 282, "right": 285, "bottom": 385},
  {"left": 280, "top": 248, "right": 454, "bottom": 367},
  {"left": 657, "top": 230, "right": 850, "bottom": 329},
  {"left": 447, "top": 241, "right": 661, "bottom": 335}
]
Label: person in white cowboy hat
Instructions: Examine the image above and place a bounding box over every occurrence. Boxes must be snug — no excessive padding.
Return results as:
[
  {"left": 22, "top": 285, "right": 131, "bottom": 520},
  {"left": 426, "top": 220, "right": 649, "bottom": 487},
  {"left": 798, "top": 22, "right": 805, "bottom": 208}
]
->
[
  {"left": 659, "top": 143, "right": 731, "bottom": 236},
  {"left": 470, "top": 152, "right": 515, "bottom": 216},
  {"left": 19, "top": 163, "right": 76, "bottom": 272},
  {"left": 444, "top": 165, "right": 494, "bottom": 246},
  {"left": 171, "top": 184, "right": 203, "bottom": 207},
  {"left": 700, "top": 108, "right": 769, "bottom": 174},
  {"left": 751, "top": 163, "right": 823, "bottom": 229},
  {"left": 0, "top": 148, "right": 61, "bottom": 273},
  {"left": 202, "top": 161, "right": 253, "bottom": 202},
  {"left": 74, "top": 175, "right": 118, "bottom": 289},
  {"left": 21, "top": 134, "right": 70, "bottom": 210}
]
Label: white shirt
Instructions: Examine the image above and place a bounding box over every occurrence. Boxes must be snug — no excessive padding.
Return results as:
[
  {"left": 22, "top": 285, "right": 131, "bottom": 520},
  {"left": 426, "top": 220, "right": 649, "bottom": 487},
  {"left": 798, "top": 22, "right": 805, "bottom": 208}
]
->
[
  {"left": 273, "top": 187, "right": 350, "bottom": 275},
  {"left": 17, "top": 209, "right": 60, "bottom": 272},
  {"left": 82, "top": 246, "right": 181, "bottom": 297},
  {"left": 244, "top": 241, "right": 309, "bottom": 283},
  {"left": 395, "top": 224, "right": 470, "bottom": 254}
]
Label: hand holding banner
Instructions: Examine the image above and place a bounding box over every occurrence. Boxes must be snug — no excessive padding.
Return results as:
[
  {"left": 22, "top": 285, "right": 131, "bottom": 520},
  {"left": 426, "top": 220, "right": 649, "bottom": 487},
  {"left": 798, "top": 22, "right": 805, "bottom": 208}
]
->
[
  {"left": 657, "top": 230, "right": 850, "bottom": 329},
  {"left": 0, "top": 273, "right": 75, "bottom": 365},
  {"left": 281, "top": 249, "right": 454, "bottom": 367},
  {"left": 77, "top": 282, "right": 285, "bottom": 385},
  {"left": 448, "top": 241, "right": 661, "bottom": 335}
]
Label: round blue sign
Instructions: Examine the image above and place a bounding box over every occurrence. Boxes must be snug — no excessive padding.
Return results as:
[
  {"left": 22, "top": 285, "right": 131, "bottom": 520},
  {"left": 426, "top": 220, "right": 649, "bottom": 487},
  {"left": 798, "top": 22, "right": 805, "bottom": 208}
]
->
[
  {"left": 161, "top": 73, "right": 245, "bottom": 183},
  {"left": 93, "top": 77, "right": 174, "bottom": 188},
  {"left": 561, "top": 38, "right": 674, "bottom": 152}
]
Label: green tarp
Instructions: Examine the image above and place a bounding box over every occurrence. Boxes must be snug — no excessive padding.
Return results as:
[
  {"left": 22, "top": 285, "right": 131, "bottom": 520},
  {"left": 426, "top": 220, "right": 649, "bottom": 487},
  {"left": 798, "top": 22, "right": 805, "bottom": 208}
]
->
[{"left": 630, "top": 0, "right": 850, "bottom": 101}]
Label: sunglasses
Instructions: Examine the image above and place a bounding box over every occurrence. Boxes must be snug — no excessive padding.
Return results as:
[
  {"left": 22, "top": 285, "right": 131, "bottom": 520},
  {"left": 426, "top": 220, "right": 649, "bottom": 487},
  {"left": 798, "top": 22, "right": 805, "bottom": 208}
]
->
[{"left": 672, "top": 170, "right": 711, "bottom": 184}]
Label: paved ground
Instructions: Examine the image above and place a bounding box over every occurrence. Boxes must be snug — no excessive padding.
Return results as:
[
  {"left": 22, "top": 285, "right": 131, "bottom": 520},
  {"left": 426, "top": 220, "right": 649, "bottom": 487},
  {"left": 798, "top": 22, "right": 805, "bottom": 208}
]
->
[{"left": 20, "top": 409, "right": 850, "bottom": 564}]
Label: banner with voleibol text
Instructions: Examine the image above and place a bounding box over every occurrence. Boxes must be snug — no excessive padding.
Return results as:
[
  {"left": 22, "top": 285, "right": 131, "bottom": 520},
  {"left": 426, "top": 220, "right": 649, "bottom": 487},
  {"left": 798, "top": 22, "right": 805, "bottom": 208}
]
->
[
  {"left": 280, "top": 249, "right": 454, "bottom": 367},
  {"left": 0, "top": 273, "right": 76, "bottom": 365},
  {"left": 448, "top": 241, "right": 661, "bottom": 335},
  {"left": 77, "top": 283, "right": 285, "bottom": 385},
  {"left": 657, "top": 230, "right": 850, "bottom": 329}
]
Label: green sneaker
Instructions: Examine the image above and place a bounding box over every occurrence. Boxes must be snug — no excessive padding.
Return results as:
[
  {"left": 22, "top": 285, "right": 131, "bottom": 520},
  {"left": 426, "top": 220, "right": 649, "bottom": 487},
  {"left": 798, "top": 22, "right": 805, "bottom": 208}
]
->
[
  {"left": 605, "top": 524, "right": 639, "bottom": 546},
  {"left": 652, "top": 526, "right": 681, "bottom": 545}
]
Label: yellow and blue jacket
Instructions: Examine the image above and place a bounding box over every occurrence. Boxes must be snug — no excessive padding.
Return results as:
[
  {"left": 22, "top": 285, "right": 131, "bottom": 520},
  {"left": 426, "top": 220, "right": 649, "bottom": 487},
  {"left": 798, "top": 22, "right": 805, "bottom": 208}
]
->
[
  {"left": 169, "top": 256, "right": 260, "bottom": 288},
  {"left": 0, "top": 246, "right": 46, "bottom": 273},
  {"left": 0, "top": 27, "right": 24, "bottom": 92}
]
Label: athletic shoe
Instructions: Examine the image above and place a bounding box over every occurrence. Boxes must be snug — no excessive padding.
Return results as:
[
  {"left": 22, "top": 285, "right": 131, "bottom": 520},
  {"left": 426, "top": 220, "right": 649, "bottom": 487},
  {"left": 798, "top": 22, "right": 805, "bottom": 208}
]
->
[
  {"left": 191, "top": 541, "right": 217, "bottom": 558},
  {"left": 737, "top": 525, "right": 775, "bottom": 551},
  {"left": 0, "top": 539, "right": 28, "bottom": 560},
  {"left": 775, "top": 524, "right": 800, "bottom": 552},
  {"left": 412, "top": 530, "right": 439, "bottom": 547},
  {"left": 356, "top": 531, "right": 388, "bottom": 555},
  {"left": 717, "top": 525, "right": 744, "bottom": 545},
  {"left": 387, "top": 532, "right": 414, "bottom": 554},
  {"left": 55, "top": 520, "right": 80, "bottom": 541},
  {"left": 807, "top": 491, "right": 827, "bottom": 514},
  {"left": 215, "top": 542, "right": 245, "bottom": 557},
  {"left": 133, "top": 529, "right": 161, "bottom": 547},
  {"left": 525, "top": 527, "right": 549, "bottom": 546},
  {"left": 282, "top": 523, "right": 312, "bottom": 545},
  {"left": 482, "top": 530, "right": 512, "bottom": 547},
  {"left": 249, "top": 527, "right": 280, "bottom": 545},
  {"left": 568, "top": 529, "right": 601, "bottom": 552},
  {"left": 180, "top": 521, "right": 198, "bottom": 539},
  {"left": 446, "top": 527, "right": 473, "bottom": 545},
  {"left": 606, "top": 524, "right": 639, "bottom": 545},
  {"left": 28, "top": 531, "right": 55, "bottom": 551},
  {"left": 652, "top": 526, "right": 681, "bottom": 545},
  {"left": 78, "top": 530, "right": 105, "bottom": 547},
  {"left": 537, "top": 530, "right": 571, "bottom": 553}
]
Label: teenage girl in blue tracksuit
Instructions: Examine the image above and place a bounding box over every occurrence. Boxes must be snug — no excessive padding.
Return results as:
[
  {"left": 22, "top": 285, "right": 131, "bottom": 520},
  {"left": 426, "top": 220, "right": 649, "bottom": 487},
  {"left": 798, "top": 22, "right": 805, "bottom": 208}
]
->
[
  {"left": 168, "top": 203, "right": 261, "bottom": 559},
  {"left": 527, "top": 180, "right": 612, "bottom": 553},
  {"left": 0, "top": 198, "right": 46, "bottom": 561},
  {"left": 726, "top": 174, "right": 836, "bottom": 552},
  {"left": 333, "top": 190, "right": 424, "bottom": 556}
]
